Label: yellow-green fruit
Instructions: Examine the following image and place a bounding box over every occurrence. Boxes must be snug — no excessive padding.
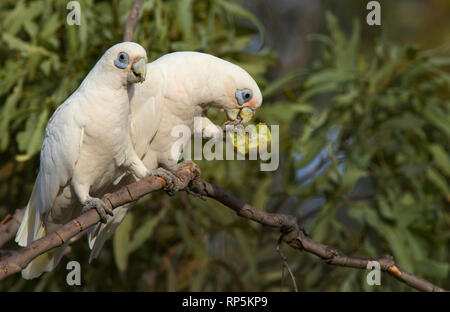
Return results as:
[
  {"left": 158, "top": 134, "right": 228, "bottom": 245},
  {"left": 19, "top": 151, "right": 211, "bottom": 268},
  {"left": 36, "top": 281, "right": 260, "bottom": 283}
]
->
[
  {"left": 226, "top": 109, "right": 240, "bottom": 121},
  {"left": 239, "top": 107, "right": 255, "bottom": 123},
  {"left": 229, "top": 123, "right": 271, "bottom": 155}
]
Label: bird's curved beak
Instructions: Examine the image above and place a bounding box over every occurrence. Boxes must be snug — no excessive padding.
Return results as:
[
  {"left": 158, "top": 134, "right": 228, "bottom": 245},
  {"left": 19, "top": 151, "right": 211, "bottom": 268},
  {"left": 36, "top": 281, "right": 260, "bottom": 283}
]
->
[
  {"left": 127, "top": 58, "right": 147, "bottom": 83},
  {"left": 226, "top": 107, "right": 255, "bottom": 123}
]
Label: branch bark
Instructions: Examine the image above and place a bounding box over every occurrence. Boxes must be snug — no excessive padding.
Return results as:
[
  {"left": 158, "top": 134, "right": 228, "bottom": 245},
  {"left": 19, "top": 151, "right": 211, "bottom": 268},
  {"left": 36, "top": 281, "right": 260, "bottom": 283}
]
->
[{"left": 123, "top": 0, "right": 145, "bottom": 42}]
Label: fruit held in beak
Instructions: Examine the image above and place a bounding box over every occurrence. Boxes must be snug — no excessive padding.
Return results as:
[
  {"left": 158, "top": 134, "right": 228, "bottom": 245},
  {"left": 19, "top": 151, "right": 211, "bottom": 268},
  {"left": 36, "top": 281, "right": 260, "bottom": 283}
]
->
[
  {"left": 226, "top": 109, "right": 240, "bottom": 121},
  {"left": 226, "top": 107, "right": 255, "bottom": 123},
  {"left": 228, "top": 123, "right": 272, "bottom": 155},
  {"left": 239, "top": 107, "right": 254, "bottom": 123}
]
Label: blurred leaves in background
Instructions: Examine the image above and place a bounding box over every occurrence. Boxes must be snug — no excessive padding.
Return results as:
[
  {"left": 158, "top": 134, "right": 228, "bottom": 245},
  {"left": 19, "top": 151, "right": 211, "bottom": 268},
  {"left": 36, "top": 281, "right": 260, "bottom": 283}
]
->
[{"left": 0, "top": 0, "right": 448, "bottom": 291}]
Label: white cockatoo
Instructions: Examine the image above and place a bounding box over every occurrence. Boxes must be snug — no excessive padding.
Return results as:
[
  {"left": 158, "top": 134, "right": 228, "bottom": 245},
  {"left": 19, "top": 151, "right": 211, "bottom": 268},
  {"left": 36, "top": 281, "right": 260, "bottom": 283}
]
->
[
  {"left": 16, "top": 42, "right": 151, "bottom": 279},
  {"left": 87, "top": 51, "right": 263, "bottom": 261}
]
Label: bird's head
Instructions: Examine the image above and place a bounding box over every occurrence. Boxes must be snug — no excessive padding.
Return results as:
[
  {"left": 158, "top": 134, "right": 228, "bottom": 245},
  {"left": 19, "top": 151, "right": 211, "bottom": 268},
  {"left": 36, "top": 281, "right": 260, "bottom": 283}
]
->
[
  {"left": 101, "top": 42, "right": 148, "bottom": 85},
  {"left": 209, "top": 58, "right": 263, "bottom": 124}
]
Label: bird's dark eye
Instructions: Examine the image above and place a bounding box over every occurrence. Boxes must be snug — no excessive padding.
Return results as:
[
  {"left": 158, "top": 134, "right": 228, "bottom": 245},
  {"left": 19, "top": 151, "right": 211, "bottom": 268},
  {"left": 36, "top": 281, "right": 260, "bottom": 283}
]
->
[{"left": 114, "top": 52, "right": 130, "bottom": 69}]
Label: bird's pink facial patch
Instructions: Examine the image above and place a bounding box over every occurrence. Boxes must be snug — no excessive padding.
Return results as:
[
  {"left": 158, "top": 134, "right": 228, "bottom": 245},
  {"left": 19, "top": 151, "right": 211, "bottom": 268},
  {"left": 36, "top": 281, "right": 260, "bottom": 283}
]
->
[
  {"left": 127, "top": 57, "right": 137, "bottom": 70},
  {"left": 241, "top": 99, "right": 257, "bottom": 110},
  {"left": 128, "top": 56, "right": 146, "bottom": 69}
]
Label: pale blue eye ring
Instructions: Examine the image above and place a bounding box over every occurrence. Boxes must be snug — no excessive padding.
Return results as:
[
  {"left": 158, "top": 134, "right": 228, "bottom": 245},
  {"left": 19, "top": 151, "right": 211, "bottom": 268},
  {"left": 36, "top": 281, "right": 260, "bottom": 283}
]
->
[
  {"left": 114, "top": 52, "right": 130, "bottom": 69},
  {"left": 235, "top": 89, "right": 253, "bottom": 105}
]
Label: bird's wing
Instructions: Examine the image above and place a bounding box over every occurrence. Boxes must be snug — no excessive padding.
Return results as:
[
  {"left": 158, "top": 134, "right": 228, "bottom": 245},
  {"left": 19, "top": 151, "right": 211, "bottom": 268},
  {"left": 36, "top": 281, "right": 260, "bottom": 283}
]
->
[
  {"left": 16, "top": 96, "right": 84, "bottom": 248},
  {"left": 37, "top": 97, "right": 84, "bottom": 217}
]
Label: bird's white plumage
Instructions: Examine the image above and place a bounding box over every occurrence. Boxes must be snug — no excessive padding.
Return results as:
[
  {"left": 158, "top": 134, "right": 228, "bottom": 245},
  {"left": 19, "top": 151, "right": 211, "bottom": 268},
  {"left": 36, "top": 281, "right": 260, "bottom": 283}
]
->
[{"left": 16, "top": 42, "right": 150, "bottom": 279}]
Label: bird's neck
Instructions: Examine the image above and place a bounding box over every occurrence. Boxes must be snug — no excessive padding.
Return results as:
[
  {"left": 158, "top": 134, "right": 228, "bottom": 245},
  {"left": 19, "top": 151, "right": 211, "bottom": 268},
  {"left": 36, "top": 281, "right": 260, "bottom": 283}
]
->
[
  {"left": 178, "top": 69, "right": 225, "bottom": 115},
  {"left": 77, "top": 66, "right": 130, "bottom": 119}
]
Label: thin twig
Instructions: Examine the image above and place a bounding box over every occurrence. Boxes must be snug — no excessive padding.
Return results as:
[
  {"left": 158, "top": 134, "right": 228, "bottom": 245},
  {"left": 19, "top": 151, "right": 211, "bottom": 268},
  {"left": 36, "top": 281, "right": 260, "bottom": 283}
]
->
[
  {"left": 123, "top": 0, "right": 145, "bottom": 42},
  {"left": 276, "top": 237, "right": 298, "bottom": 292}
]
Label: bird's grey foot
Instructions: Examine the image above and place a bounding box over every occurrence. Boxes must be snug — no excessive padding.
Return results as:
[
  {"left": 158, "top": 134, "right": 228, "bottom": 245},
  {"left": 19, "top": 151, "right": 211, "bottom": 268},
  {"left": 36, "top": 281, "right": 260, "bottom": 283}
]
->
[
  {"left": 147, "top": 168, "right": 178, "bottom": 196},
  {"left": 82, "top": 197, "right": 113, "bottom": 224},
  {"left": 177, "top": 160, "right": 202, "bottom": 180},
  {"left": 175, "top": 160, "right": 204, "bottom": 199}
]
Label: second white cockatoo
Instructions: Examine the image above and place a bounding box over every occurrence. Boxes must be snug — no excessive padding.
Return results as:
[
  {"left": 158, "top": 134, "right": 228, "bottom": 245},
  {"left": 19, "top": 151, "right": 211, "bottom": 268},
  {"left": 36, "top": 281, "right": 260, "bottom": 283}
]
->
[
  {"left": 16, "top": 42, "right": 151, "bottom": 279},
  {"left": 87, "top": 51, "right": 263, "bottom": 261}
]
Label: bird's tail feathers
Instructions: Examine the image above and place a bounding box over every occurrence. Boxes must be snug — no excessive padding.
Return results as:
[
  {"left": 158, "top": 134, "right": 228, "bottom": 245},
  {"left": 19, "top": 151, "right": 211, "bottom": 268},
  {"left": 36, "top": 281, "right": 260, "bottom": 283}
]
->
[
  {"left": 20, "top": 217, "right": 70, "bottom": 280},
  {"left": 16, "top": 179, "right": 69, "bottom": 279},
  {"left": 21, "top": 244, "right": 68, "bottom": 280},
  {"left": 15, "top": 183, "right": 42, "bottom": 247}
]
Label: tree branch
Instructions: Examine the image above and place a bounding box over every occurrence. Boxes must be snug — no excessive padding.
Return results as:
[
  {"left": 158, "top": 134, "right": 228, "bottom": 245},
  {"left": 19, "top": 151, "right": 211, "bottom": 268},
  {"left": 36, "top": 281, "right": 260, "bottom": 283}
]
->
[
  {"left": 123, "top": 0, "right": 144, "bottom": 42},
  {"left": 188, "top": 179, "right": 447, "bottom": 292},
  {"left": 0, "top": 166, "right": 446, "bottom": 291}
]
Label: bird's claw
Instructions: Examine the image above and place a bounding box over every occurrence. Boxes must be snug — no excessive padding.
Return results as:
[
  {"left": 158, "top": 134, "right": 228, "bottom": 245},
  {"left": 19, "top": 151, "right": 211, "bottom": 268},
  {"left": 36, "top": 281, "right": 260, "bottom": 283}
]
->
[
  {"left": 147, "top": 168, "right": 178, "bottom": 195},
  {"left": 148, "top": 162, "right": 202, "bottom": 197},
  {"left": 177, "top": 160, "right": 202, "bottom": 178},
  {"left": 175, "top": 160, "right": 203, "bottom": 198},
  {"left": 82, "top": 197, "right": 113, "bottom": 224}
]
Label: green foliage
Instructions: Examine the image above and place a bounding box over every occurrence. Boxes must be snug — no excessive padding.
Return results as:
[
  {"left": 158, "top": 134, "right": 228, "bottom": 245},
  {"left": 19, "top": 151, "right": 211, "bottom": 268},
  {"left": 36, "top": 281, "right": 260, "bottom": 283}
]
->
[
  {"left": 0, "top": 2, "right": 448, "bottom": 292},
  {"left": 283, "top": 12, "right": 450, "bottom": 290}
]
